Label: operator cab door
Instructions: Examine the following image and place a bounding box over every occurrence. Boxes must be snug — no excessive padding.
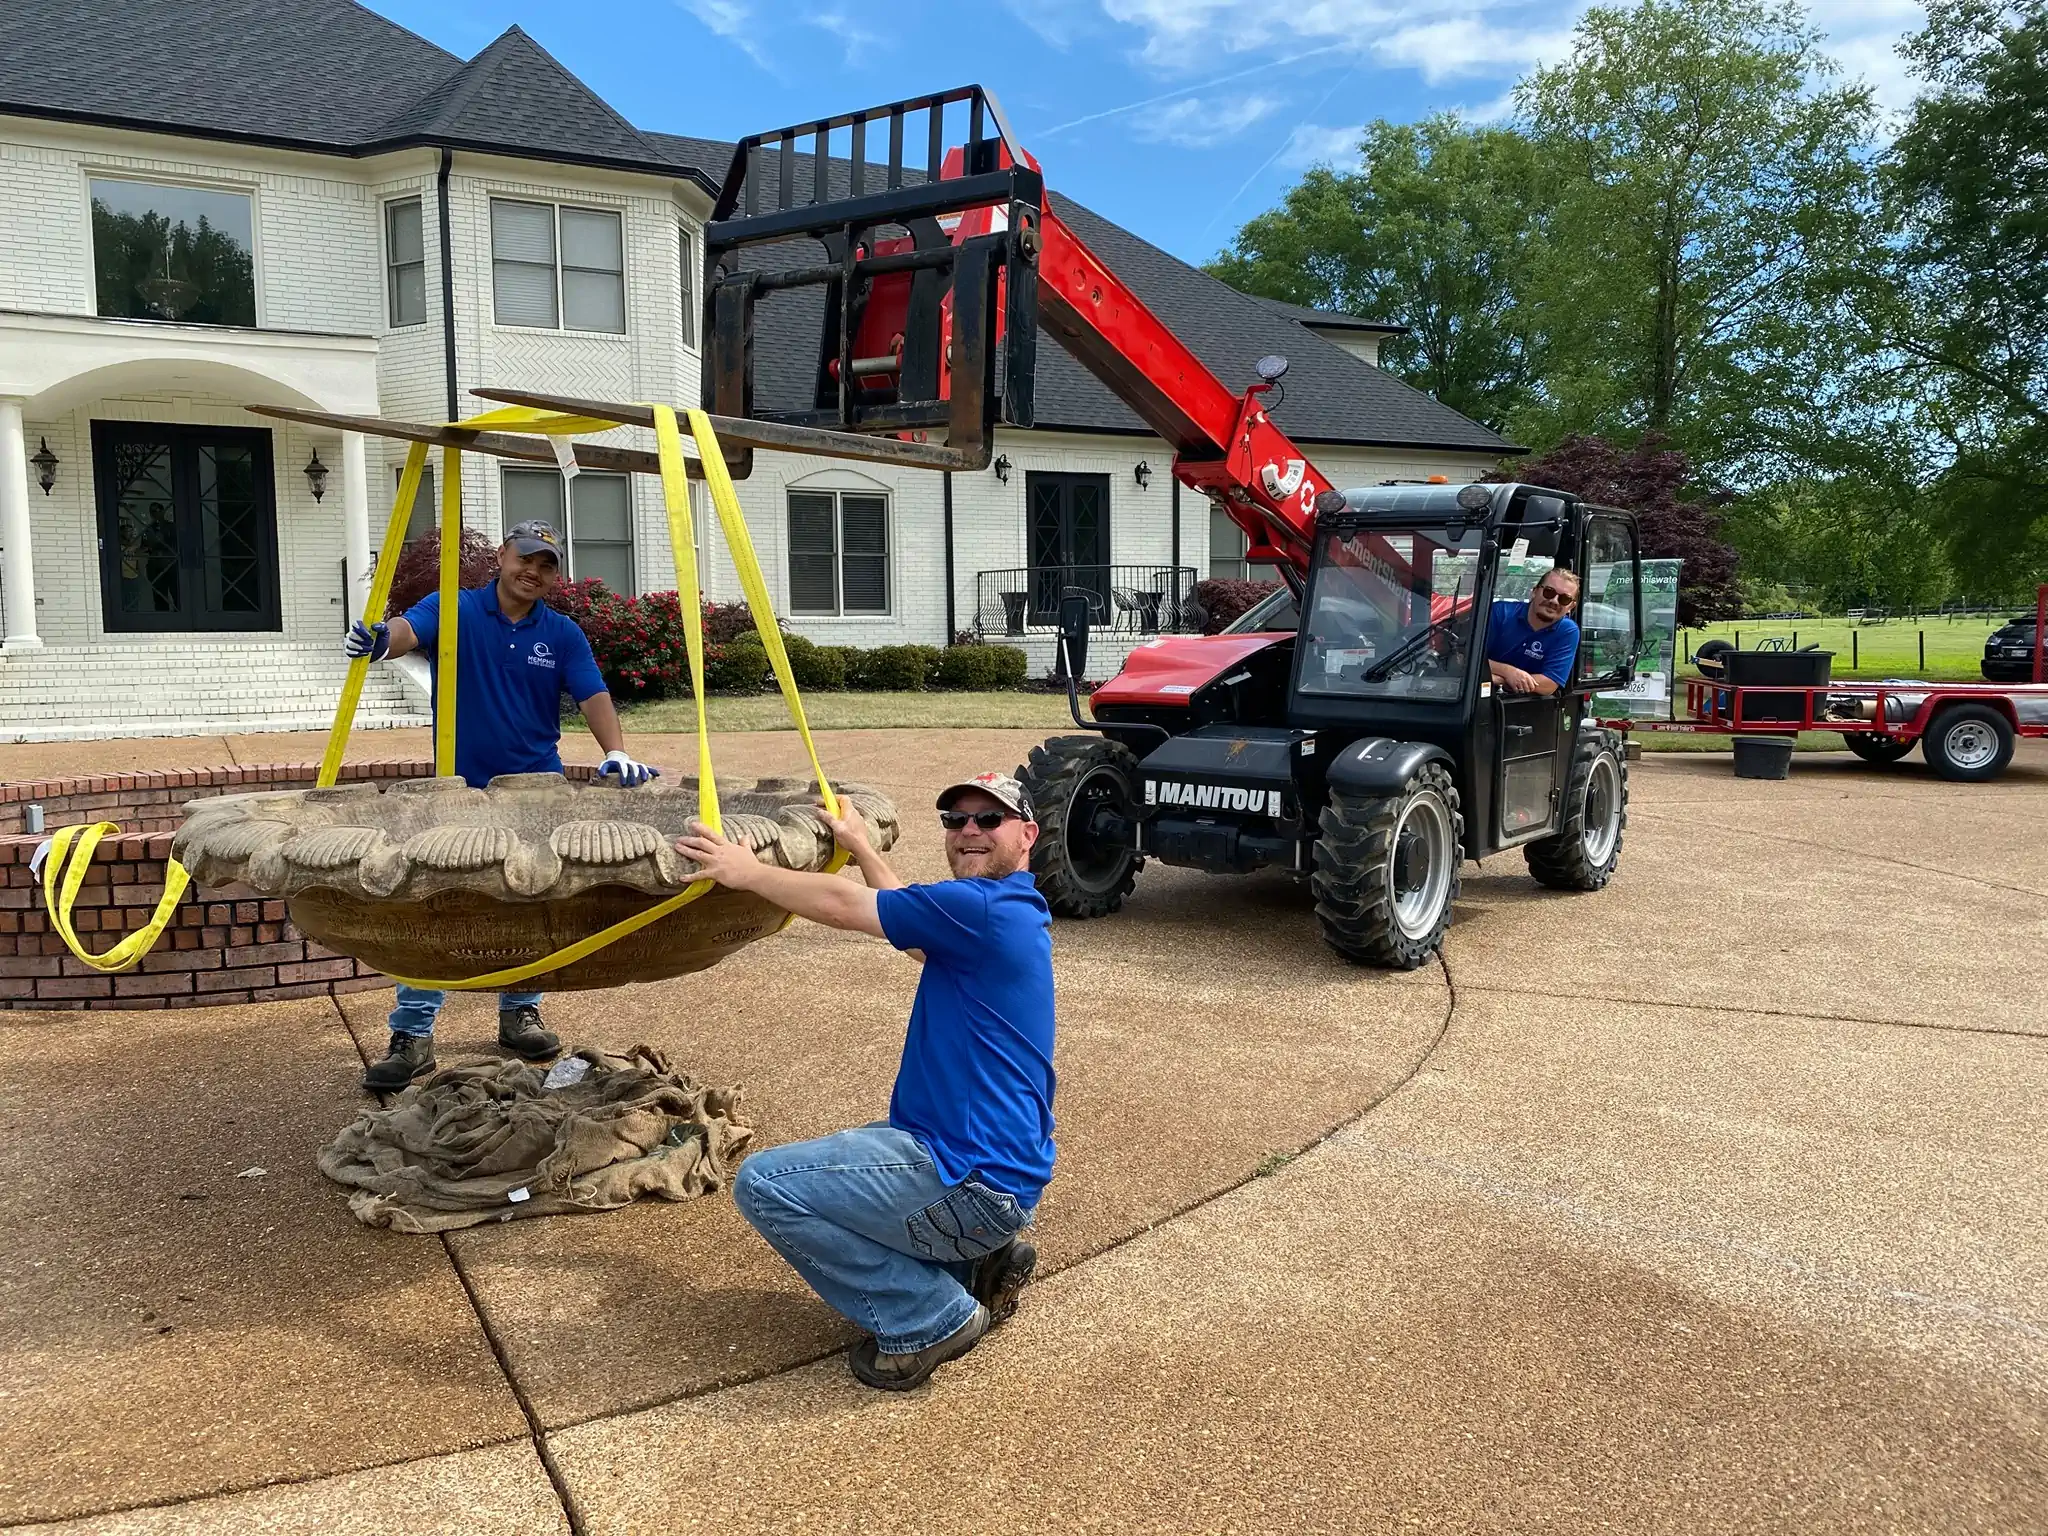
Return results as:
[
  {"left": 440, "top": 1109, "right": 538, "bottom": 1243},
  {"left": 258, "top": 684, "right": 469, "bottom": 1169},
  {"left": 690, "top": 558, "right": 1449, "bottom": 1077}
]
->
[{"left": 1489, "top": 494, "right": 1573, "bottom": 844}]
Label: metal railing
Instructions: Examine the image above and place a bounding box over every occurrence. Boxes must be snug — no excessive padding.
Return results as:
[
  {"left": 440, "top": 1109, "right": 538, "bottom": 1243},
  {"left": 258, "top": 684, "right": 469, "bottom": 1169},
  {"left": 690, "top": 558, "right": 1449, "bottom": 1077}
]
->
[{"left": 973, "top": 565, "right": 1199, "bottom": 637}]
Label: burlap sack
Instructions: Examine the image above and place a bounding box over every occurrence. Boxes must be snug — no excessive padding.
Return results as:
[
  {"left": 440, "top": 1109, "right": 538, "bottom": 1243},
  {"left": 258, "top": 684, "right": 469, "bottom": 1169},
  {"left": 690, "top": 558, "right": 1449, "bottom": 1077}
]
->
[{"left": 320, "top": 1045, "right": 752, "bottom": 1233}]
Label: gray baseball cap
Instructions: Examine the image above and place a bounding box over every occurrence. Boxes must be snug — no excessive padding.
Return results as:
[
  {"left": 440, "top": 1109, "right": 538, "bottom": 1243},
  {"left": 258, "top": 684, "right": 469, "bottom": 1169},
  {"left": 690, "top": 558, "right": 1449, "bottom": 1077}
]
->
[
  {"left": 936, "top": 771, "right": 1034, "bottom": 820},
  {"left": 504, "top": 519, "right": 565, "bottom": 562}
]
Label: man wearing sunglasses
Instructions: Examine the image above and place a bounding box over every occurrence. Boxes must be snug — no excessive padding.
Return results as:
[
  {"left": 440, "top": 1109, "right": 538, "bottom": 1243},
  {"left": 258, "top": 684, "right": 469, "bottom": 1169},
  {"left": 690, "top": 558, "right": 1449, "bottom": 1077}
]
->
[
  {"left": 675, "top": 770, "right": 1054, "bottom": 1392},
  {"left": 1487, "top": 568, "right": 1582, "bottom": 696}
]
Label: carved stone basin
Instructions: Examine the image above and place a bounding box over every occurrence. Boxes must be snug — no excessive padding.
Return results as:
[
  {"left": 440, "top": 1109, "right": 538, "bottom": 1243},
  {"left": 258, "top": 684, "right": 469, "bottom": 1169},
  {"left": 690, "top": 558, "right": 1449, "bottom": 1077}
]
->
[{"left": 172, "top": 773, "right": 898, "bottom": 990}]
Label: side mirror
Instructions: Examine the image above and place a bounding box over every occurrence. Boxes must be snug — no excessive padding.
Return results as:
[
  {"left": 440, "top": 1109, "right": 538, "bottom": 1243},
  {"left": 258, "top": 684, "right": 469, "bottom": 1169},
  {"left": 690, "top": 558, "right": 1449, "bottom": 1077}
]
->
[{"left": 1057, "top": 592, "right": 1092, "bottom": 682}]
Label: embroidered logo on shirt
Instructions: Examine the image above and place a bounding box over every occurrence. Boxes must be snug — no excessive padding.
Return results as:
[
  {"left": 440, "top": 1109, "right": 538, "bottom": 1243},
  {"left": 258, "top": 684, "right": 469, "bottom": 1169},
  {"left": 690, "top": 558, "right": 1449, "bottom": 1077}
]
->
[{"left": 526, "top": 640, "right": 556, "bottom": 670}]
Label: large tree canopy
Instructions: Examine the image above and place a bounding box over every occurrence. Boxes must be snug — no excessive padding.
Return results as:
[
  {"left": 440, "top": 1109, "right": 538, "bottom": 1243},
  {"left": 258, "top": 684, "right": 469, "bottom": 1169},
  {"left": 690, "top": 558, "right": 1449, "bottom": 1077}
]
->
[
  {"left": 1515, "top": 0, "right": 1876, "bottom": 480},
  {"left": 1204, "top": 117, "right": 1551, "bottom": 431},
  {"left": 1884, "top": 0, "right": 2048, "bottom": 595}
]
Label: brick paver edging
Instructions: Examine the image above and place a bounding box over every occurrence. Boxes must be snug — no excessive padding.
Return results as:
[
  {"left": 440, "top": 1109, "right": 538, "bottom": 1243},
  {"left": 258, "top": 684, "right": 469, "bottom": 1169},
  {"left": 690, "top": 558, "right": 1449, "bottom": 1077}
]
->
[{"left": 0, "top": 761, "right": 598, "bottom": 1010}]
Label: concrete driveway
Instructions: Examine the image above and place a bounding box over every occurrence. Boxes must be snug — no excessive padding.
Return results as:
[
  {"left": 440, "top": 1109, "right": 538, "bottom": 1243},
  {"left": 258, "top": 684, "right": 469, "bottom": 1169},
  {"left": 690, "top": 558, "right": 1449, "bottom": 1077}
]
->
[{"left": 1, "top": 731, "right": 2042, "bottom": 1533}]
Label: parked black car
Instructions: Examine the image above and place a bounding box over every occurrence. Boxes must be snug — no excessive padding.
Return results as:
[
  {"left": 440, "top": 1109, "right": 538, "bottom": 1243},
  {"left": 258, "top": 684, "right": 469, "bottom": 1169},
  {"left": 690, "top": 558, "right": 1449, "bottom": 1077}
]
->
[{"left": 1982, "top": 613, "right": 2043, "bottom": 681}]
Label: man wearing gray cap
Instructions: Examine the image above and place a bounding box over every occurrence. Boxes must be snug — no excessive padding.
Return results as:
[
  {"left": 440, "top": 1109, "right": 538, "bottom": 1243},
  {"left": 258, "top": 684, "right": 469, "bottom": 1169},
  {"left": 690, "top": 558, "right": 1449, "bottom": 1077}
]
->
[
  {"left": 345, "top": 518, "right": 660, "bottom": 1091},
  {"left": 677, "top": 770, "right": 1056, "bottom": 1391}
]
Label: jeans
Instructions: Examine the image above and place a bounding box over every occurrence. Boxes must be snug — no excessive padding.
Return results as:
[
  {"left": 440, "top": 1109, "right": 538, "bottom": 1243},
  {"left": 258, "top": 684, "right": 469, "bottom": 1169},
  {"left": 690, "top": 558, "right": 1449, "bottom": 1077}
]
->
[
  {"left": 734, "top": 1124, "right": 1033, "bottom": 1355},
  {"left": 388, "top": 984, "right": 544, "bottom": 1038}
]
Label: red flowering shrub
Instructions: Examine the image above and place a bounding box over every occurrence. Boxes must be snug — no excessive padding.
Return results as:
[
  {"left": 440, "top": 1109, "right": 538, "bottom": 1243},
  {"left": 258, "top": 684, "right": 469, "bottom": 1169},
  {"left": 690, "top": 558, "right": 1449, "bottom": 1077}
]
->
[
  {"left": 383, "top": 528, "right": 499, "bottom": 618},
  {"left": 1192, "top": 578, "right": 1281, "bottom": 634}
]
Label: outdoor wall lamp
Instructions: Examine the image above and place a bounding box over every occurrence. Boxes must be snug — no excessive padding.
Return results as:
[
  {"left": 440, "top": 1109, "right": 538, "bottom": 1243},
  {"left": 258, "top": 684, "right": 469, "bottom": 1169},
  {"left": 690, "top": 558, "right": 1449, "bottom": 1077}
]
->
[
  {"left": 304, "top": 449, "right": 329, "bottom": 502},
  {"left": 993, "top": 454, "right": 1011, "bottom": 483},
  {"left": 30, "top": 438, "right": 58, "bottom": 496},
  {"left": 1134, "top": 459, "right": 1152, "bottom": 489}
]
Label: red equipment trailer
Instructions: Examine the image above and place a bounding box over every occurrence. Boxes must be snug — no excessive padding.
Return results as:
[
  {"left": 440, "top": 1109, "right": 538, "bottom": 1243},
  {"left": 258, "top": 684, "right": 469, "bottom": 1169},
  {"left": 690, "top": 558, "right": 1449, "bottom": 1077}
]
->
[{"left": 1627, "top": 677, "right": 2048, "bottom": 782}]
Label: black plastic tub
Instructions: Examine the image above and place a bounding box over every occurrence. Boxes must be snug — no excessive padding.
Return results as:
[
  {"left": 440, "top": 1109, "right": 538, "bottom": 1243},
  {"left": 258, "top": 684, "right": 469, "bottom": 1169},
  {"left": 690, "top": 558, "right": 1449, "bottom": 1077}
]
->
[
  {"left": 1726, "top": 649, "right": 1833, "bottom": 722},
  {"left": 1732, "top": 736, "right": 1796, "bottom": 780}
]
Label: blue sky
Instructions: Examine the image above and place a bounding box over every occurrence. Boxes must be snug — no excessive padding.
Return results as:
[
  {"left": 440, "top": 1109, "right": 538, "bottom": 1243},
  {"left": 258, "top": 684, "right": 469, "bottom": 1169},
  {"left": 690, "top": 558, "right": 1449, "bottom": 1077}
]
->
[{"left": 369, "top": 0, "right": 1927, "bottom": 266}]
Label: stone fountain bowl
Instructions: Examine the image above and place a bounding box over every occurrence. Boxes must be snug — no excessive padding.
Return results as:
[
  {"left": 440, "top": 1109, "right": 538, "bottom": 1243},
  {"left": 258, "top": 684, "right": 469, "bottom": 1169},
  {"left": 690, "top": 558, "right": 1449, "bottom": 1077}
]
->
[{"left": 172, "top": 773, "right": 898, "bottom": 990}]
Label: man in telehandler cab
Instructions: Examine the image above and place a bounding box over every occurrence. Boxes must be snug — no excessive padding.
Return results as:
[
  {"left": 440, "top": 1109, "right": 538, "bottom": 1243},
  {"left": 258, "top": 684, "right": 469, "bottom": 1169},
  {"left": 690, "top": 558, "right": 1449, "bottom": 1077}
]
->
[{"left": 1486, "top": 568, "right": 1582, "bottom": 696}]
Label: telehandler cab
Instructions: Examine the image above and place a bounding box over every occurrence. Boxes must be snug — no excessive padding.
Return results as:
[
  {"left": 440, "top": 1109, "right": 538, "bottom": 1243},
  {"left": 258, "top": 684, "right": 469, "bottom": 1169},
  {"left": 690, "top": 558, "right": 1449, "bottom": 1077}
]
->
[{"left": 668, "top": 84, "right": 1647, "bottom": 968}]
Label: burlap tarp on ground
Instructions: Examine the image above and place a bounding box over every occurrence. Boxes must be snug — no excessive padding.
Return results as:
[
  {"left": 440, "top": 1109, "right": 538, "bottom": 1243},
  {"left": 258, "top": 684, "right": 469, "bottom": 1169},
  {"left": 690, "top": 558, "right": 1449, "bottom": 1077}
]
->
[{"left": 319, "top": 1046, "right": 753, "bottom": 1233}]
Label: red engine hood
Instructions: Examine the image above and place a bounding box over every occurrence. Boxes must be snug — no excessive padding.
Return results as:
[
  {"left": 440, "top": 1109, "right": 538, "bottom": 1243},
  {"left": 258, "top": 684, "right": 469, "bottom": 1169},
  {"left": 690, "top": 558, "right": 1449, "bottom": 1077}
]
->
[{"left": 1090, "top": 633, "right": 1288, "bottom": 710}]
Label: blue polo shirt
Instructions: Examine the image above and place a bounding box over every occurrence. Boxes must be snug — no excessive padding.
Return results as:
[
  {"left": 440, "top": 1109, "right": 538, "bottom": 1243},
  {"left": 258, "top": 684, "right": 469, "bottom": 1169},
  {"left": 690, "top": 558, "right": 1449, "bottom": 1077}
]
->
[
  {"left": 875, "top": 870, "right": 1057, "bottom": 1204},
  {"left": 1487, "top": 601, "right": 1580, "bottom": 688},
  {"left": 401, "top": 585, "right": 607, "bottom": 789}
]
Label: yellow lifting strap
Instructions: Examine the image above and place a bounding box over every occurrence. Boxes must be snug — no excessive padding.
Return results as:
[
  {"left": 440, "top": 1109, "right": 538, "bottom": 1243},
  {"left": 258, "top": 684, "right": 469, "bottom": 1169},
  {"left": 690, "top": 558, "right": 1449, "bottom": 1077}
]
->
[{"left": 41, "top": 402, "right": 843, "bottom": 985}]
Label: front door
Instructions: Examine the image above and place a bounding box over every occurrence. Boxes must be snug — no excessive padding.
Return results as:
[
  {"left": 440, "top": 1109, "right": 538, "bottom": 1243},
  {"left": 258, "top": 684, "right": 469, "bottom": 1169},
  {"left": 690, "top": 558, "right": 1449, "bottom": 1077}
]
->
[
  {"left": 93, "top": 422, "right": 282, "bottom": 632},
  {"left": 1025, "top": 470, "right": 1109, "bottom": 625}
]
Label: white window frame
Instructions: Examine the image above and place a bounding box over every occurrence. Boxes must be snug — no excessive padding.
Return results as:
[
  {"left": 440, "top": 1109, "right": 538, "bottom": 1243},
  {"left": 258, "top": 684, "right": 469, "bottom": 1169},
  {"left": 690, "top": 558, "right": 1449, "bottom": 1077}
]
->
[
  {"left": 786, "top": 488, "right": 892, "bottom": 617},
  {"left": 84, "top": 170, "right": 262, "bottom": 328},
  {"left": 498, "top": 466, "right": 638, "bottom": 593},
  {"left": 384, "top": 195, "right": 426, "bottom": 328},
  {"left": 488, "top": 197, "right": 627, "bottom": 335}
]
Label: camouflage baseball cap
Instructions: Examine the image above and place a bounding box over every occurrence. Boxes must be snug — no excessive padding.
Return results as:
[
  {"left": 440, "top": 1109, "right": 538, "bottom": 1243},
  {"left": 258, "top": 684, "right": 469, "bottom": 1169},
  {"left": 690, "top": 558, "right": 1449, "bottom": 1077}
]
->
[
  {"left": 935, "top": 770, "right": 1034, "bottom": 820},
  {"left": 504, "top": 519, "right": 565, "bottom": 562}
]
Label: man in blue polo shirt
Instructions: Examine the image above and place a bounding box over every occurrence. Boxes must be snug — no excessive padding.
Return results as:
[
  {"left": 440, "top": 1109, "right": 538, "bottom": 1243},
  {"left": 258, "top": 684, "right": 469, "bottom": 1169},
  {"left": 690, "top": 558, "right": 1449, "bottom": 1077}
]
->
[
  {"left": 675, "top": 769, "right": 1055, "bottom": 1392},
  {"left": 1487, "top": 568, "right": 1582, "bottom": 695},
  {"left": 343, "top": 518, "right": 659, "bottom": 1091}
]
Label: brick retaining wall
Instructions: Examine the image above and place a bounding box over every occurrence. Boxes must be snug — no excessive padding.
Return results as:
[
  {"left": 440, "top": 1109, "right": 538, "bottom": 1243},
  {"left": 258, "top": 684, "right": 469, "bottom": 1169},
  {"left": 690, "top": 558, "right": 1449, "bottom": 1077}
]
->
[{"left": 0, "top": 761, "right": 592, "bottom": 1011}]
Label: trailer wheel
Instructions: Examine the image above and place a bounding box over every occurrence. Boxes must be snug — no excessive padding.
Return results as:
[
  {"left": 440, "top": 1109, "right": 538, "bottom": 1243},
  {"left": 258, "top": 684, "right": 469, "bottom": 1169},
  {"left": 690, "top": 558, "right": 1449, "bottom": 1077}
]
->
[
  {"left": 1921, "top": 703, "right": 2015, "bottom": 782},
  {"left": 1018, "top": 735, "right": 1143, "bottom": 918},
  {"left": 1312, "top": 762, "right": 1462, "bottom": 970},
  {"left": 1526, "top": 727, "right": 1628, "bottom": 891},
  {"left": 1843, "top": 734, "right": 1914, "bottom": 766}
]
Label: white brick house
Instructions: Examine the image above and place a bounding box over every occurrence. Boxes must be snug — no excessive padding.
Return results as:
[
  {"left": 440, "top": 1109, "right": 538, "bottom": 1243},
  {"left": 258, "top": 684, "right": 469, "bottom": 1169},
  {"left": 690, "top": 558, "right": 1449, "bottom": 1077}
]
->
[{"left": 0, "top": 1, "right": 1514, "bottom": 740}]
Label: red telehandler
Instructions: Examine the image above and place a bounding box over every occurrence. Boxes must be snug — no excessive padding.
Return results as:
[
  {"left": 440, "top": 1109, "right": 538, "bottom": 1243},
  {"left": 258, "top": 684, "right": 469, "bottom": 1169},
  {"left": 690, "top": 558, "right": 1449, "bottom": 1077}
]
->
[{"left": 689, "top": 86, "right": 1645, "bottom": 969}]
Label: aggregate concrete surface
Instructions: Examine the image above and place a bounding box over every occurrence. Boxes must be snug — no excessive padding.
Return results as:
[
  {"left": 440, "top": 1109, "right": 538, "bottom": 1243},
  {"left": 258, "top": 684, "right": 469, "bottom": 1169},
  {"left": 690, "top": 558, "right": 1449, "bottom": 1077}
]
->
[{"left": 1, "top": 731, "right": 2042, "bottom": 1533}]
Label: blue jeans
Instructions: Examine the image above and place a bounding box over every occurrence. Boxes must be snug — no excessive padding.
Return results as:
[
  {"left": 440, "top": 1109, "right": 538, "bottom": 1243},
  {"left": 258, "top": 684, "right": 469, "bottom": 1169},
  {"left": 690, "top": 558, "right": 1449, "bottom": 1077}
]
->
[
  {"left": 388, "top": 984, "right": 544, "bottom": 1038},
  {"left": 734, "top": 1124, "right": 1034, "bottom": 1354}
]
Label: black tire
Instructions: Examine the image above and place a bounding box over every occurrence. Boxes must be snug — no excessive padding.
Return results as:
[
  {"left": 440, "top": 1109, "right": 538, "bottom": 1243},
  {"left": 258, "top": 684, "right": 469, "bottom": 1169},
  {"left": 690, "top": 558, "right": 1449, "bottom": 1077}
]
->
[
  {"left": 1843, "top": 733, "right": 1914, "bottom": 765},
  {"left": 1921, "top": 703, "right": 2015, "bottom": 783},
  {"left": 1312, "top": 762, "right": 1462, "bottom": 970},
  {"left": 1017, "top": 735, "right": 1143, "bottom": 917},
  {"left": 1526, "top": 727, "right": 1628, "bottom": 891}
]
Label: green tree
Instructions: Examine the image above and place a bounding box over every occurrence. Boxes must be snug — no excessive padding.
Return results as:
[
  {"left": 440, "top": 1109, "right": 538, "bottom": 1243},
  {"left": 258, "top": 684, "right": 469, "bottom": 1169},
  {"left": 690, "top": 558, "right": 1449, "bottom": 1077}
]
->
[
  {"left": 1515, "top": 0, "right": 1878, "bottom": 479},
  {"left": 1881, "top": 0, "right": 2048, "bottom": 597},
  {"left": 1206, "top": 117, "right": 1553, "bottom": 430}
]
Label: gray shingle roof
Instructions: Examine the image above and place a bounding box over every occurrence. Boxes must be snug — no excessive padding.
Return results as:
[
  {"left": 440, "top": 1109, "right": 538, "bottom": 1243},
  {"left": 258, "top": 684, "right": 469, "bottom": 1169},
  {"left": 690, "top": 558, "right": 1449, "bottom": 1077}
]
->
[
  {"left": 1, "top": 0, "right": 460, "bottom": 149},
  {"left": 0, "top": 1, "right": 710, "bottom": 183},
  {"left": 643, "top": 133, "right": 1513, "bottom": 456},
  {"left": 1256, "top": 296, "right": 1408, "bottom": 335}
]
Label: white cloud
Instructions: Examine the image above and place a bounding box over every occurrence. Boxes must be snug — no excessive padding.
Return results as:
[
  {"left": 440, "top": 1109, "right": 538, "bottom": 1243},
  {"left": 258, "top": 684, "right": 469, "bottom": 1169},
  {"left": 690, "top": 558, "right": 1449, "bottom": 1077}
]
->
[
  {"left": 1134, "top": 94, "right": 1284, "bottom": 148},
  {"left": 1373, "top": 16, "right": 1578, "bottom": 85},
  {"left": 1092, "top": 0, "right": 1931, "bottom": 119},
  {"left": 675, "top": 0, "right": 775, "bottom": 70},
  {"left": 807, "top": 9, "right": 887, "bottom": 62},
  {"left": 1280, "top": 121, "right": 1366, "bottom": 168}
]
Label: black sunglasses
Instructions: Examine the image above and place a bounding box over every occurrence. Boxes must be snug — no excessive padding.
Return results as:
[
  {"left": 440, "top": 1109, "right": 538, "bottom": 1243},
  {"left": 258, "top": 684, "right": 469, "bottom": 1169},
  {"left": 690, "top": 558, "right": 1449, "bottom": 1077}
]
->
[{"left": 939, "top": 809, "right": 1016, "bottom": 831}]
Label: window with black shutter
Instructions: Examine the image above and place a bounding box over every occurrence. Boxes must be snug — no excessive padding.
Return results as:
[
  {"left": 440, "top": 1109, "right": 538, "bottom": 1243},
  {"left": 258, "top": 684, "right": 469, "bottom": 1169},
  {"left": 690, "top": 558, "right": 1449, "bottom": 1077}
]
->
[{"left": 787, "top": 490, "right": 890, "bottom": 615}]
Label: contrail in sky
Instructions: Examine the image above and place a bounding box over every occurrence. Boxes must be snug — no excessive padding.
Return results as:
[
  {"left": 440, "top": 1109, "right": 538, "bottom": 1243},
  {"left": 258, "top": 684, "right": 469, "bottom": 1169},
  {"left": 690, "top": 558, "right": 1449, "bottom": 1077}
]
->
[{"left": 1038, "top": 43, "right": 1353, "bottom": 136}]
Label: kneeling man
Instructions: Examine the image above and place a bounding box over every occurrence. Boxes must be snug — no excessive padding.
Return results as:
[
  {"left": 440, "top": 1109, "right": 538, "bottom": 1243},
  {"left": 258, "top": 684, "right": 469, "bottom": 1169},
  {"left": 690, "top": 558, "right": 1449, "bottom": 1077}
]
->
[{"left": 676, "top": 771, "right": 1054, "bottom": 1390}]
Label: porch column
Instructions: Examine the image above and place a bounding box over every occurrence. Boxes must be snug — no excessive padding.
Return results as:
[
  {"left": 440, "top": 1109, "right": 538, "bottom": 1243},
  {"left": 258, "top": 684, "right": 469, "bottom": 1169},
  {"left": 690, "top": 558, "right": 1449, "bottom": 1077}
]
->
[
  {"left": 341, "top": 430, "right": 371, "bottom": 617},
  {"left": 0, "top": 399, "right": 42, "bottom": 651}
]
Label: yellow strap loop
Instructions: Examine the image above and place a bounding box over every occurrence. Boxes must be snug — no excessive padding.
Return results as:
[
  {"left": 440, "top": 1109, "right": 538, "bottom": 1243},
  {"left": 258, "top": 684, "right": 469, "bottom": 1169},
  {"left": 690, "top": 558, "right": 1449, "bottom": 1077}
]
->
[
  {"left": 41, "top": 402, "right": 843, "bottom": 989},
  {"left": 321, "top": 442, "right": 429, "bottom": 788},
  {"left": 41, "top": 824, "right": 192, "bottom": 974}
]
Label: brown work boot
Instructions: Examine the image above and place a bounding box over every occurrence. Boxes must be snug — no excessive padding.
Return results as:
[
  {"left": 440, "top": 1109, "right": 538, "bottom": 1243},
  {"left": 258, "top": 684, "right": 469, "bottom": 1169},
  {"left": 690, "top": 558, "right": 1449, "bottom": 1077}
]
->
[
  {"left": 848, "top": 1304, "right": 990, "bottom": 1391},
  {"left": 363, "top": 1032, "right": 435, "bottom": 1092},
  {"left": 969, "top": 1237, "right": 1037, "bottom": 1326},
  {"left": 497, "top": 1004, "right": 561, "bottom": 1062}
]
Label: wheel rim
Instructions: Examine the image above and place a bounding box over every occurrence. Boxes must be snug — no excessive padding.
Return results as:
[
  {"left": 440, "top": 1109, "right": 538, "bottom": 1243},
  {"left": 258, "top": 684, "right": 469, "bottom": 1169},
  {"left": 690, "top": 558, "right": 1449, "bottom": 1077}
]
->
[
  {"left": 1582, "top": 753, "right": 1621, "bottom": 866},
  {"left": 1387, "top": 790, "right": 1454, "bottom": 940},
  {"left": 1061, "top": 763, "right": 1133, "bottom": 893},
  {"left": 1943, "top": 719, "right": 1997, "bottom": 770}
]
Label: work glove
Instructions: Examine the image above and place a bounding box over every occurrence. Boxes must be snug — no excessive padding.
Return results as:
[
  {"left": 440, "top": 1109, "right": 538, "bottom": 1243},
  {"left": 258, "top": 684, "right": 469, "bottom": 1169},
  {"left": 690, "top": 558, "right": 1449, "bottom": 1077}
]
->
[
  {"left": 344, "top": 620, "right": 391, "bottom": 662},
  {"left": 598, "top": 749, "right": 659, "bottom": 788}
]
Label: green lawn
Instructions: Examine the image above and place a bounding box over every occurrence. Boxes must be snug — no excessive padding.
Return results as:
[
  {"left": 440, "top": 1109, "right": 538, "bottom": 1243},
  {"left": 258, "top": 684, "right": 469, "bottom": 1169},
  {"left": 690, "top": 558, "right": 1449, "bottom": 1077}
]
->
[
  {"left": 622, "top": 690, "right": 1079, "bottom": 733},
  {"left": 1677, "top": 616, "right": 2006, "bottom": 682}
]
